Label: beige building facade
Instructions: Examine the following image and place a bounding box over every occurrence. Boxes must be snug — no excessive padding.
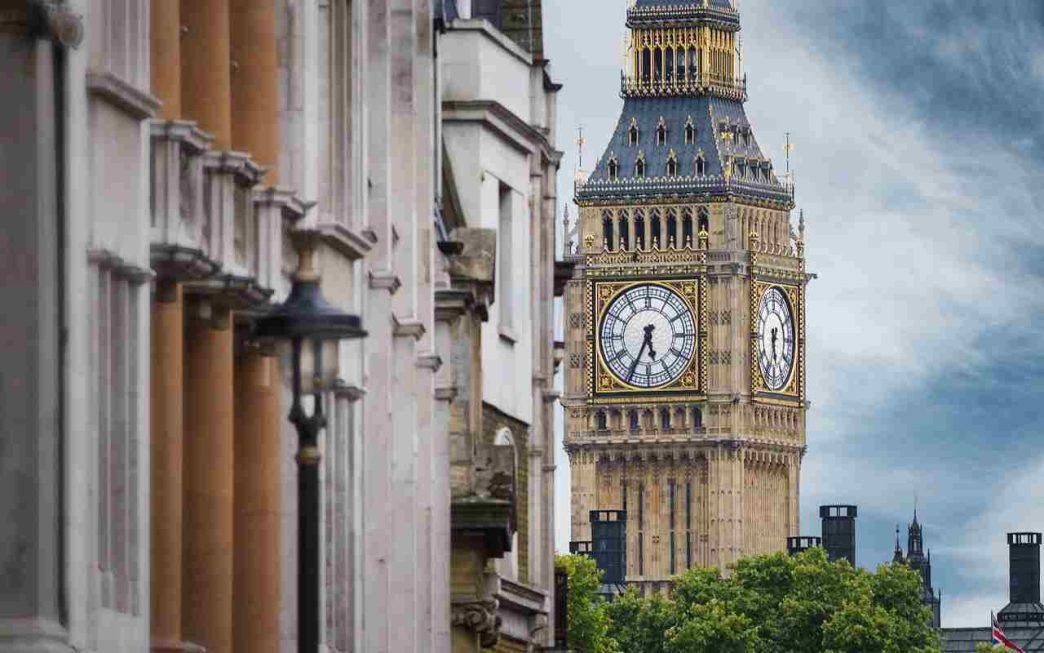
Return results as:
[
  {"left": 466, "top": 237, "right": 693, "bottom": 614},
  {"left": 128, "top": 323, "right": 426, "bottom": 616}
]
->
[
  {"left": 0, "top": 1, "right": 559, "bottom": 652},
  {"left": 563, "top": 0, "right": 808, "bottom": 593}
]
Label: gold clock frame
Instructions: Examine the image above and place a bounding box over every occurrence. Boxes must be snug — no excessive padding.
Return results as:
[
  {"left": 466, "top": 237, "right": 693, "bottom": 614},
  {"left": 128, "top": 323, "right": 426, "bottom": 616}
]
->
[
  {"left": 750, "top": 279, "right": 804, "bottom": 404},
  {"left": 590, "top": 278, "right": 705, "bottom": 398}
]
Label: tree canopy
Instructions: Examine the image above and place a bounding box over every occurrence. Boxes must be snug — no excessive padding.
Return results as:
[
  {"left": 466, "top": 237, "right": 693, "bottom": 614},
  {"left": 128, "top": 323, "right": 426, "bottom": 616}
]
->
[{"left": 557, "top": 547, "right": 941, "bottom": 653}]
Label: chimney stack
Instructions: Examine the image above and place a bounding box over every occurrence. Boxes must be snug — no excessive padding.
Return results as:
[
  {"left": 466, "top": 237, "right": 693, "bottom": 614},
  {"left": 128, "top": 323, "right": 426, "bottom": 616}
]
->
[
  {"left": 787, "top": 536, "right": 821, "bottom": 556},
  {"left": 820, "top": 505, "right": 858, "bottom": 566},
  {"left": 1008, "top": 532, "right": 1042, "bottom": 605},
  {"left": 590, "top": 510, "right": 627, "bottom": 586}
]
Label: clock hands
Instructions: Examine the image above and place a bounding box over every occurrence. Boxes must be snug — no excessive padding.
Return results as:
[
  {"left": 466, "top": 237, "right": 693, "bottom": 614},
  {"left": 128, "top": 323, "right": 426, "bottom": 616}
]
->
[
  {"left": 644, "top": 324, "right": 658, "bottom": 360},
  {"left": 626, "top": 324, "right": 657, "bottom": 383},
  {"left": 771, "top": 327, "right": 779, "bottom": 363}
]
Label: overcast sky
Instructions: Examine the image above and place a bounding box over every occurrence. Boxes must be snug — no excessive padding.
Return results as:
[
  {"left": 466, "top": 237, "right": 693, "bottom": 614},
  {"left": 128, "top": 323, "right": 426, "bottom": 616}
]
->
[{"left": 545, "top": 0, "right": 1044, "bottom": 628}]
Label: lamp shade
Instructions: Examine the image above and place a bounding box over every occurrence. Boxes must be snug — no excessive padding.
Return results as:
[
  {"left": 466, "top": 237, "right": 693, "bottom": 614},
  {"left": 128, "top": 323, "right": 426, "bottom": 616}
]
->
[
  {"left": 254, "top": 279, "right": 365, "bottom": 342},
  {"left": 255, "top": 278, "right": 365, "bottom": 394}
]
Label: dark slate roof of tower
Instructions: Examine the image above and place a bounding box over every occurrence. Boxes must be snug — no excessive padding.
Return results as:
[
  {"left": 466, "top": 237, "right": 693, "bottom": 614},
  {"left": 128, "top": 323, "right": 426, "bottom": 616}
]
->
[
  {"left": 627, "top": 0, "right": 740, "bottom": 30},
  {"left": 576, "top": 95, "right": 791, "bottom": 205},
  {"left": 634, "top": 0, "right": 733, "bottom": 8}
]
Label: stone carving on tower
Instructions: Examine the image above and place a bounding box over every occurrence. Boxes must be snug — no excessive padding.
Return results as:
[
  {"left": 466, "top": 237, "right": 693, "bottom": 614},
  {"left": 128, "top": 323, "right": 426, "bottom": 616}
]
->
[{"left": 563, "top": 0, "right": 809, "bottom": 591}]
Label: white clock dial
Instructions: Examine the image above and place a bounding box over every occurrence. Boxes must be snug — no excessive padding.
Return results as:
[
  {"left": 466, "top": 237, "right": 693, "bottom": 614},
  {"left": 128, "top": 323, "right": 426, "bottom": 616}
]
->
[
  {"left": 756, "top": 287, "right": 795, "bottom": 391},
  {"left": 599, "top": 284, "right": 697, "bottom": 389}
]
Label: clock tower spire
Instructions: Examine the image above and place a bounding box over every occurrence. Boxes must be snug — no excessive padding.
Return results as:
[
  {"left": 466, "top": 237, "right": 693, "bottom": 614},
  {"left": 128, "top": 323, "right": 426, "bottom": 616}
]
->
[{"left": 563, "top": 0, "right": 808, "bottom": 591}]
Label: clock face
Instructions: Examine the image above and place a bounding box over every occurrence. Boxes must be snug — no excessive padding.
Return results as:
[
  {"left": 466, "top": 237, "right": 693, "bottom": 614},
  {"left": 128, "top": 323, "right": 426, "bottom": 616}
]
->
[
  {"left": 599, "top": 284, "right": 697, "bottom": 389},
  {"left": 756, "top": 287, "right": 795, "bottom": 391}
]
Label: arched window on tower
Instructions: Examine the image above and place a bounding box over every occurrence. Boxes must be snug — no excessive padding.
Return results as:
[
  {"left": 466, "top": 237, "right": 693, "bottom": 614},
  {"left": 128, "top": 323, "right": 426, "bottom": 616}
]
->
[
  {"left": 656, "top": 118, "right": 667, "bottom": 146},
  {"left": 682, "top": 209, "right": 694, "bottom": 247},
  {"left": 635, "top": 154, "right": 646, "bottom": 179},
  {"left": 629, "top": 410, "right": 640, "bottom": 431},
  {"left": 595, "top": 411, "right": 608, "bottom": 431},
  {"left": 698, "top": 207, "right": 709, "bottom": 234},
  {"left": 667, "top": 211, "right": 678, "bottom": 247},
  {"left": 628, "top": 119, "right": 639, "bottom": 146},
  {"left": 661, "top": 408, "right": 672, "bottom": 430},
  {"left": 684, "top": 119, "right": 695, "bottom": 145},
  {"left": 642, "top": 48, "right": 651, "bottom": 84},
  {"left": 634, "top": 210, "right": 645, "bottom": 250},
  {"left": 695, "top": 154, "right": 706, "bottom": 176},
  {"left": 602, "top": 211, "right": 614, "bottom": 250},
  {"left": 607, "top": 155, "right": 619, "bottom": 180},
  {"left": 651, "top": 209, "right": 662, "bottom": 248},
  {"left": 665, "top": 47, "right": 674, "bottom": 82},
  {"left": 689, "top": 48, "right": 699, "bottom": 81},
  {"left": 677, "top": 48, "right": 686, "bottom": 85},
  {"left": 618, "top": 211, "right": 630, "bottom": 250},
  {"left": 666, "top": 150, "right": 679, "bottom": 177},
  {"left": 692, "top": 407, "right": 703, "bottom": 429},
  {"left": 653, "top": 47, "right": 662, "bottom": 83}
]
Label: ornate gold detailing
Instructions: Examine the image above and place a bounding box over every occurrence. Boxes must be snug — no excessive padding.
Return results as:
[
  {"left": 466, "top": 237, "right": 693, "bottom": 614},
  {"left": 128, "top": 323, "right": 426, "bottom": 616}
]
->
[
  {"left": 296, "top": 446, "right": 322, "bottom": 466},
  {"left": 750, "top": 280, "right": 803, "bottom": 403},
  {"left": 591, "top": 279, "right": 702, "bottom": 396}
]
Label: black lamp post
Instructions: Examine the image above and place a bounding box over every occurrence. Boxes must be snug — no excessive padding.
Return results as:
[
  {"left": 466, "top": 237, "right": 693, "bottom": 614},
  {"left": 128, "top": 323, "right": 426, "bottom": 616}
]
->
[{"left": 255, "top": 233, "right": 365, "bottom": 653}]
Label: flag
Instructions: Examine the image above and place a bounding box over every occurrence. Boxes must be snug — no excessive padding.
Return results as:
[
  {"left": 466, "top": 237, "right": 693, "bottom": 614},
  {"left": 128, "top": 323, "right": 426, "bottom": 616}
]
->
[{"left": 992, "top": 612, "right": 1025, "bottom": 653}]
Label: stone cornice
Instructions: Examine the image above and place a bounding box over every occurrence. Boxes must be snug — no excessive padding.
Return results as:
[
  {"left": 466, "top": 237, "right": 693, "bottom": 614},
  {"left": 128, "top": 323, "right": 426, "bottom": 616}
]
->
[
  {"left": 368, "top": 270, "right": 402, "bottom": 294},
  {"left": 87, "top": 70, "right": 161, "bottom": 120},
  {"left": 314, "top": 220, "right": 375, "bottom": 261},
  {"left": 442, "top": 100, "right": 563, "bottom": 166}
]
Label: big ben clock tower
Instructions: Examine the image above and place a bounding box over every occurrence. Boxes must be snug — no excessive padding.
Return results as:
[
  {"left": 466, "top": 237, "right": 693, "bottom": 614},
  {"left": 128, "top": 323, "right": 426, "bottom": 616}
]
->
[{"left": 563, "top": 0, "right": 808, "bottom": 591}]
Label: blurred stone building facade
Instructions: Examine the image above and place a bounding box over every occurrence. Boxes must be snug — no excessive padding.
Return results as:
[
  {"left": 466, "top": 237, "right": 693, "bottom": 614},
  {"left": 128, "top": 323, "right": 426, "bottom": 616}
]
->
[{"left": 0, "top": 0, "right": 559, "bottom": 651}]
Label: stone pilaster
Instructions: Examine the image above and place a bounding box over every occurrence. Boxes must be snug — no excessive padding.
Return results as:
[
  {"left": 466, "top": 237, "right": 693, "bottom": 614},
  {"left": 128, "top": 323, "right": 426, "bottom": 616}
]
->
[
  {"left": 151, "top": 0, "right": 181, "bottom": 119},
  {"left": 232, "top": 349, "right": 282, "bottom": 653},
  {"left": 150, "top": 282, "right": 186, "bottom": 652},
  {"left": 230, "top": 0, "right": 279, "bottom": 183},
  {"left": 180, "top": 0, "right": 232, "bottom": 149},
  {"left": 182, "top": 302, "right": 235, "bottom": 653},
  {"left": 0, "top": 7, "right": 73, "bottom": 651}
]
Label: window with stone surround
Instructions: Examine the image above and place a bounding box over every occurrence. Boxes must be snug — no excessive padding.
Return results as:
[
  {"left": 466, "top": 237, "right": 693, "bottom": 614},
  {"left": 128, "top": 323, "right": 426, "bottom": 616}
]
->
[
  {"left": 497, "top": 182, "right": 515, "bottom": 338},
  {"left": 90, "top": 254, "right": 148, "bottom": 615},
  {"left": 89, "top": 0, "right": 150, "bottom": 90}
]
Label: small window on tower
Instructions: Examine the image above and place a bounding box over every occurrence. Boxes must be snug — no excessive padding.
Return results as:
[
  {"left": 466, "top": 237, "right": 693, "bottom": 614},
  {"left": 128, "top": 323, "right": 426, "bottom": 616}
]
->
[
  {"left": 661, "top": 408, "right": 671, "bottom": 430},
  {"left": 595, "top": 411, "right": 607, "bottom": 431},
  {"left": 692, "top": 407, "right": 703, "bottom": 429},
  {"left": 666, "top": 151, "right": 678, "bottom": 177},
  {"left": 635, "top": 154, "right": 646, "bottom": 178},
  {"left": 607, "top": 156, "right": 619, "bottom": 180},
  {"left": 629, "top": 119, "right": 639, "bottom": 146},
  {"left": 684, "top": 120, "right": 695, "bottom": 145},
  {"left": 656, "top": 119, "right": 667, "bottom": 146},
  {"left": 629, "top": 410, "right": 640, "bottom": 431},
  {"left": 695, "top": 154, "right": 707, "bottom": 177}
]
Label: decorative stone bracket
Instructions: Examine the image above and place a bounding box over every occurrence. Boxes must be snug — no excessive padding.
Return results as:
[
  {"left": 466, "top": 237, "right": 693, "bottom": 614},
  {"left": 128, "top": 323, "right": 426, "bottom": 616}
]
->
[
  {"left": 443, "top": 227, "right": 496, "bottom": 320},
  {"left": 450, "top": 599, "right": 501, "bottom": 649}
]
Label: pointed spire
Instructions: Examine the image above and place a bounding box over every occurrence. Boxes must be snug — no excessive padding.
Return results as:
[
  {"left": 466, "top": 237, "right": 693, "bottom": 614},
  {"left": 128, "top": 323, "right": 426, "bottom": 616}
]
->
[{"left": 893, "top": 525, "right": 904, "bottom": 563}]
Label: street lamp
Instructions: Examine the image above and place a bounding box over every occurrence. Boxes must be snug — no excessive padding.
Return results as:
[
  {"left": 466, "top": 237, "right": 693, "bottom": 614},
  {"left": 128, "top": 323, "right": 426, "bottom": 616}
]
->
[{"left": 254, "top": 232, "right": 365, "bottom": 653}]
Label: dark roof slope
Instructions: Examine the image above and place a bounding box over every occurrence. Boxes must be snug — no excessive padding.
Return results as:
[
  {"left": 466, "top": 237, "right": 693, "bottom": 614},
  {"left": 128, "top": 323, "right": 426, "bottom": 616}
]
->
[
  {"left": 635, "top": 0, "right": 732, "bottom": 8},
  {"left": 576, "top": 94, "right": 790, "bottom": 205}
]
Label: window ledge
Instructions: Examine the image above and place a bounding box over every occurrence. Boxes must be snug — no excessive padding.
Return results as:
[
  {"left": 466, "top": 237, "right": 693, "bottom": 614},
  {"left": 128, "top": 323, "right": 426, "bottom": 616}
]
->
[{"left": 87, "top": 70, "right": 160, "bottom": 120}]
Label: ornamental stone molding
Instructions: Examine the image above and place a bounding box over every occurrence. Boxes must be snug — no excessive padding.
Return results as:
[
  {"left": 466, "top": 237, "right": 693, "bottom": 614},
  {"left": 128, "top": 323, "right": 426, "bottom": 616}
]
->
[{"left": 451, "top": 599, "right": 501, "bottom": 649}]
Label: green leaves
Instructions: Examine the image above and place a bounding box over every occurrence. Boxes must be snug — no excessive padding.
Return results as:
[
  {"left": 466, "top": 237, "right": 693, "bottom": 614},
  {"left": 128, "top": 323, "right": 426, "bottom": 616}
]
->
[
  {"left": 556, "top": 554, "right": 620, "bottom": 653},
  {"left": 558, "top": 549, "right": 941, "bottom": 653}
]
